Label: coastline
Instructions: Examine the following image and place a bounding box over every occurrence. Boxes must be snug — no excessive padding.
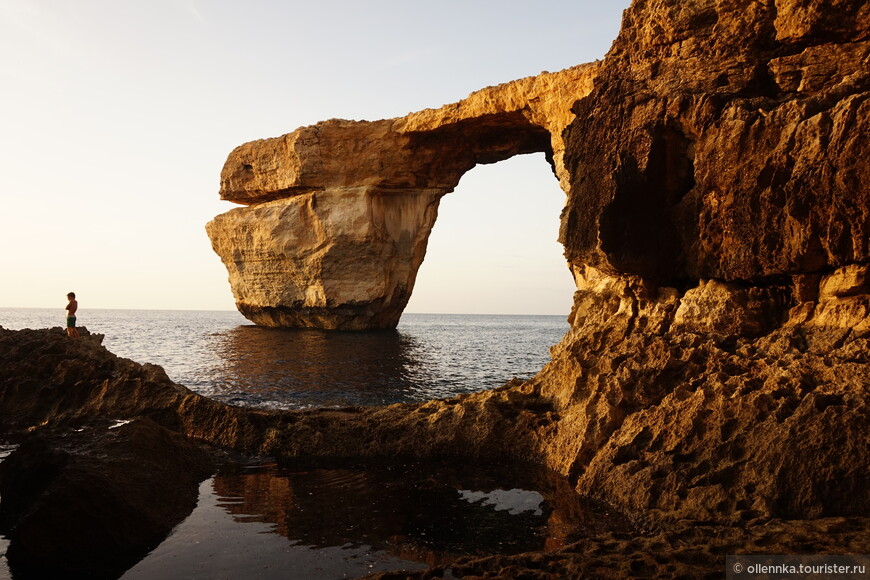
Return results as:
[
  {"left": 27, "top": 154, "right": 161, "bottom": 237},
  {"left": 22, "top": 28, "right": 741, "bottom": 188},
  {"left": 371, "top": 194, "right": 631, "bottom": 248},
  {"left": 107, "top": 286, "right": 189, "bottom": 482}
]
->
[{"left": 0, "top": 321, "right": 867, "bottom": 577}]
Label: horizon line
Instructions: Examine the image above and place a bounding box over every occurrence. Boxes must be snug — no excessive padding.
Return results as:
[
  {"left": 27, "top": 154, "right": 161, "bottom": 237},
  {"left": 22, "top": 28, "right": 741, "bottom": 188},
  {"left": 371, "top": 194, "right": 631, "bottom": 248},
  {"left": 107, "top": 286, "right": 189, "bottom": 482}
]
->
[{"left": 0, "top": 305, "right": 568, "bottom": 317}]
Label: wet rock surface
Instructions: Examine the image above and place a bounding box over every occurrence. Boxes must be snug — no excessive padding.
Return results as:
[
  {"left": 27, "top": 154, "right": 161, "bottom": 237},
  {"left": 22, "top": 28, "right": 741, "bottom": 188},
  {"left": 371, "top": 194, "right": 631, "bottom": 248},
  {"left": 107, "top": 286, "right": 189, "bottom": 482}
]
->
[{"left": 369, "top": 518, "right": 869, "bottom": 579}]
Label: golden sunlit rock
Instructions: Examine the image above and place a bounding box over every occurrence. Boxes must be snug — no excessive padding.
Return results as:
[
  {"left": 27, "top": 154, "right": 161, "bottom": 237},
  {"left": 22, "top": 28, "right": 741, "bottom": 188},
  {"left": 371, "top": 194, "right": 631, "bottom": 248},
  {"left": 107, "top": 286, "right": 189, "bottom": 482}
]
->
[{"left": 206, "top": 65, "right": 599, "bottom": 329}]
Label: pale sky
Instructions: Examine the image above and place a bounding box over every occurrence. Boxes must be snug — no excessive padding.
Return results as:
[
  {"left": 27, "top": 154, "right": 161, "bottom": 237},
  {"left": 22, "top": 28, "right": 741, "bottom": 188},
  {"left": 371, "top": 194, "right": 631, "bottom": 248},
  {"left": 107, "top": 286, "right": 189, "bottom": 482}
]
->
[{"left": 0, "top": 0, "right": 630, "bottom": 315}]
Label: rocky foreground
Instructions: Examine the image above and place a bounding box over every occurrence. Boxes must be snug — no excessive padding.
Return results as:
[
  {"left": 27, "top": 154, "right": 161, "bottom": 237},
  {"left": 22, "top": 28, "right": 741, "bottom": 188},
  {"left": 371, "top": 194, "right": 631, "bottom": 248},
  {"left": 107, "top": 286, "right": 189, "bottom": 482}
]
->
[
  {"left": 0, "top": 271, "right": 868, "bottom": 578},
  {"left": 2, "top": 0, "right": 869, "bottom": 577},
  {"left": 1, "top": 269, "right": 869, "bottom": 578}
]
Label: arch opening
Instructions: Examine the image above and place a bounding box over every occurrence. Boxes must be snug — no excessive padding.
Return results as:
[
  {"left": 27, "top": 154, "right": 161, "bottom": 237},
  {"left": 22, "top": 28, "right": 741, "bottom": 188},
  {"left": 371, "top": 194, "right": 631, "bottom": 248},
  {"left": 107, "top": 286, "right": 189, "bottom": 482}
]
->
[{"left": 405, "top": 152, "right": 575, "bottom": 316}]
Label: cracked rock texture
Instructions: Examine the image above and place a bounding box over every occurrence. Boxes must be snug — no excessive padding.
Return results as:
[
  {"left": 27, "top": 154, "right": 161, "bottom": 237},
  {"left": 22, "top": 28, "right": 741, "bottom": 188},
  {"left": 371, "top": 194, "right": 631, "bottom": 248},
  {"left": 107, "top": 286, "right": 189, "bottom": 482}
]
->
[
  {"left": 560, "top": 0, "right": 869, "bottom": 286},
  {"left": 208, "top": 0, "right": 868, "bottom": 331}
]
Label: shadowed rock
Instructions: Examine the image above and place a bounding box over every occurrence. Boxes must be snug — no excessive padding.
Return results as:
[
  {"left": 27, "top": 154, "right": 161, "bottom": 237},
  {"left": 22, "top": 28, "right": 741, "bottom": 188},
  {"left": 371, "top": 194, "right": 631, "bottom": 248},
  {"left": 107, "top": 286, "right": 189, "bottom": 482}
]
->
[{"left": 0, "top": 418, "right": 216, "bottom": 580}]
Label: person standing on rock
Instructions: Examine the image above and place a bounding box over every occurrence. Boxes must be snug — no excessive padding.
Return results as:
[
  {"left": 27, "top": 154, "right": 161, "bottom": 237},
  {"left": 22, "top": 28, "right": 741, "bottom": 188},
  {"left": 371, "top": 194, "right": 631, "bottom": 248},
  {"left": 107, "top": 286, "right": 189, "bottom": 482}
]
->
[{"left": 65, "top": 292, "right": 80, "bottom": 338}]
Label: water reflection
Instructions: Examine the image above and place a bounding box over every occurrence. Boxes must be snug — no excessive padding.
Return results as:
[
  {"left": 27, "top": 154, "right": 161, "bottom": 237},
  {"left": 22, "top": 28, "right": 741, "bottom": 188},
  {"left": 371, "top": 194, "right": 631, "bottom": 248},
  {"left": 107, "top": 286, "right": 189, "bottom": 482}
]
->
[
  {"left": 0, "top": 443, "right": 15, "bottom": 580},
  {"left": 203, "top": 326, "right": 431, "bottom": 409},
  {"left": 208, "top": 458, "right": 630, "bottom": 567},
  {"left": 199, "top": 314, "right": 569, "bottom": 410},
  {"left": 125, "top": 458, "right": 631, "bottom": 579},
  {"left": 0, "top": 310, "right": 568, "bottom": 410}
]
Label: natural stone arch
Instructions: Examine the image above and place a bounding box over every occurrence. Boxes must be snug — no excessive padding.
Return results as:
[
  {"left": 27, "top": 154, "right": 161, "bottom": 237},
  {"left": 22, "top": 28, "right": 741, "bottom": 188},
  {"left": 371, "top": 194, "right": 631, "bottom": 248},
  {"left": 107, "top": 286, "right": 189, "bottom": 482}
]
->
[{"left": 206, "top": 63, "right": 600, "bottom": 329}]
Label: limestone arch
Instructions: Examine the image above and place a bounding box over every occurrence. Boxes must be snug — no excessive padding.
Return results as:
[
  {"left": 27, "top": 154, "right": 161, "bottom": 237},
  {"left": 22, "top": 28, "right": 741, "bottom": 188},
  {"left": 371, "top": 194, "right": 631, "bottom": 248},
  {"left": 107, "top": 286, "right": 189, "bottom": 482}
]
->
[{"left": 206, "top": 63, "right": 600, "bottom": 329}]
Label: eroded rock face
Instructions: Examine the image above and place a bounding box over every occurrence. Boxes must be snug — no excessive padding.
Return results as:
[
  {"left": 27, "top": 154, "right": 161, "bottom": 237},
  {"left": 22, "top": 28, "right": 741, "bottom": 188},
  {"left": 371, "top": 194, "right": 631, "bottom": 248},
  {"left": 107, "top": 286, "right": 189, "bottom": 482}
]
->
[
  {"left": 209, "top": 1, "right": 868, "bottom": 331},
  {"left": 561, "top": 0, "right": 869, "bottom": 285},
  {"left": 530, "top": 264, "right": 869, "bottom": 527},
  {"left": 533, "top": 0, "right": 870, "bottom": 530},
  {"left": 206, "top": 64, "right": 598, "bottom": 329},
  {"left": 201, "top": 0, "right": 868, "bottom": 538}
]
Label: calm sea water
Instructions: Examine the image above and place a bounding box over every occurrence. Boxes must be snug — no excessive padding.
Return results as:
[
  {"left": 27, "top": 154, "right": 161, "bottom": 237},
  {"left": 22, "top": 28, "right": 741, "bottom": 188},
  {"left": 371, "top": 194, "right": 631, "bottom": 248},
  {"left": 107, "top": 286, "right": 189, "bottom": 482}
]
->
[{"left": 0, "top": 308, "right": 568, "bottom": 409}]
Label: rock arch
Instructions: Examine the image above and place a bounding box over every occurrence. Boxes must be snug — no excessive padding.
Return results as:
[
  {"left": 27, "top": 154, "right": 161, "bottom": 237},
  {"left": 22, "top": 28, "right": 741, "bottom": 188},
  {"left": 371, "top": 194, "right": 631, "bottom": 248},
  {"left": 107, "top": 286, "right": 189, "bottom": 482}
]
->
[{"left": 206, "top": 63, "right": 600, "bottom": 329}]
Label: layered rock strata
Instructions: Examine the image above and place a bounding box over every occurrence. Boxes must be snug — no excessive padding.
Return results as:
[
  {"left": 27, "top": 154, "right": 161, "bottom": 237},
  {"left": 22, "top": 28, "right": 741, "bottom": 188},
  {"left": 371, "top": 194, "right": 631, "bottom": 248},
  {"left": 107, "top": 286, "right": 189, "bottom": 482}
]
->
[
  {"left": 209, "top": 1, "right": 868, "bottom": 331},
  {"left": 560, "top": 0, "right": 869, "bottom": 287},
  {"left": 531, "top": 0, "right": 870, "bottom": 529},
  {"left": 204, "top": 0, "right": 870, "bottom": 529},
  {"left": 206, "top": 64, "right": 598, "bottom": 329}
]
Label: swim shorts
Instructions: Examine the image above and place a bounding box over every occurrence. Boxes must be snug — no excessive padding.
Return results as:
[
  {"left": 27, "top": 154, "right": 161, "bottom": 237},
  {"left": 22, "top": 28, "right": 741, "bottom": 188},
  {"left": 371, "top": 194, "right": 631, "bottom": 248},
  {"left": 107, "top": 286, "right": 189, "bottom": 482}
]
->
[{"left": 66, "top": 316, "right": 76, "bottom": 328}]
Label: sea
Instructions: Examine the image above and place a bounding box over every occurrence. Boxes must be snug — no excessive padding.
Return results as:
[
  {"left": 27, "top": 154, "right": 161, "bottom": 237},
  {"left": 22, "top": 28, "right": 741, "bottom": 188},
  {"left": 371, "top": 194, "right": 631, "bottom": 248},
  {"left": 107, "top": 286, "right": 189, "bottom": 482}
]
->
[
  {"left": 0, "top": 308, "right": 634, "bottom": 580},
  {"left": 0, "top": 308, "right": 569, "bottom": 409}
]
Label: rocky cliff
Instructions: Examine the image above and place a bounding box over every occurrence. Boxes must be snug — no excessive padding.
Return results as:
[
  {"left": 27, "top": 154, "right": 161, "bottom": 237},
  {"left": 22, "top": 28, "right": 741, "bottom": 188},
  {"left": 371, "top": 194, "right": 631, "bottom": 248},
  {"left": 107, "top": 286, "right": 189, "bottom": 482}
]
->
[
  {"left": 561, "top": 0, "right": 868, "bottom": 286},
  {"left": 206, "top": 64, "right": 598, "bottom": 329},
  {"left": 533, "top": 0, "right": 870, "bottom": 526},
  {"left": 208, "top": 1, "right": 869, "bottom": 332},
  {"left": 203, "top": 0, "right": 870, "bottom": 528},
  {"left": 2, "top": 0, "right": 868, "bottom": 577}
]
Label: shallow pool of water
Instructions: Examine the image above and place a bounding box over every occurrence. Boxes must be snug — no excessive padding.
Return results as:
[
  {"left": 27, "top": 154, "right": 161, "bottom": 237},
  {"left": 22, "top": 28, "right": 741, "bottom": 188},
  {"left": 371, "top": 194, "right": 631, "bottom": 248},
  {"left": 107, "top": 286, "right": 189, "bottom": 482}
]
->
[{"left": 122, "top": 458, "right": 630, "bottom": 579}]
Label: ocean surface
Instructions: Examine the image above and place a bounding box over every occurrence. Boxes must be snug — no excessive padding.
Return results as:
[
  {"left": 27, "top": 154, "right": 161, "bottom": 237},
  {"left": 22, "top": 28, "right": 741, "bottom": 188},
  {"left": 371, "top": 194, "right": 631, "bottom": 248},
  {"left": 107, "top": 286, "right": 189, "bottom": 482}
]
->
[{"left": 0, "top": 308, "right": 568, "bottom": 409}]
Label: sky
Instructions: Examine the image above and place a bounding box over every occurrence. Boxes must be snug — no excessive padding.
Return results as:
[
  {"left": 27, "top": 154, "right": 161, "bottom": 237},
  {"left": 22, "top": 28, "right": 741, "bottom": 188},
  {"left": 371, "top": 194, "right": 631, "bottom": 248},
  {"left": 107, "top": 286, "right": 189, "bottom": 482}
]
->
[{"left": 0, "top": 0, "right": 631, "bottom": 315}]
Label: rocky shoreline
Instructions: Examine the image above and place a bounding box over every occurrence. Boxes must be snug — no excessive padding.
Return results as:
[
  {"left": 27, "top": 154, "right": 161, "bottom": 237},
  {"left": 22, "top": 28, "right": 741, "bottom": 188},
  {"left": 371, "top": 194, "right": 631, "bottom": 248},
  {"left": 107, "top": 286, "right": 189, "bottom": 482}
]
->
[{"left": 1, "top": 272, "right": 867, "bottom": 577}]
